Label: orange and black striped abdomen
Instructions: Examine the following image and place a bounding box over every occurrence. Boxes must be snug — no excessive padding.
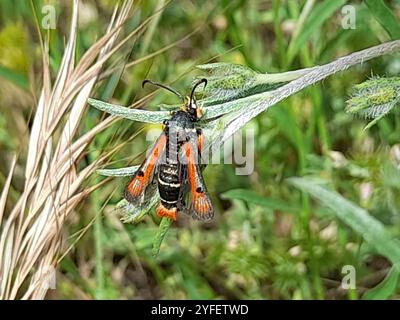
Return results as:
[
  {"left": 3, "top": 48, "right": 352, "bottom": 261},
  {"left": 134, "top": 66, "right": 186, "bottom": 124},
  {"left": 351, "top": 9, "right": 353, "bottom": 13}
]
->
[{"left": 156, "top": 111, "right": 194, "bottom": 220}]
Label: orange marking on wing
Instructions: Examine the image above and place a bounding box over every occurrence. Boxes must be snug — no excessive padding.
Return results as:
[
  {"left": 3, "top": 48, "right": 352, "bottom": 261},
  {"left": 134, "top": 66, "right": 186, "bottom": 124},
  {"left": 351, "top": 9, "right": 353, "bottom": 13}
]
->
[
  {"left": 188, "top": 162, "right": 197, "bottom": 192},
  {"left": 127, "top": 177, "right": 144, "bottom": 197},
  {"left": 192, "top": 191, "right": 212, "bottom": 214},
  {"left": 184, "top": 142, "right": 191, "bottom": 158},
  {"left": 183, "top": 143, "right": 199, "bottom": 193},
  {"left": 153, "top": 135, "right": 166, "bottom": 157},
  {"left": 140, "top": 134, "right": 166, "bottom": 181},
  {"left": 156, "top": 204, "right": 177, "bottom": 221},
  {"left": 142, "top": 162, "right": 155, "bottom": 182},
  {"left": 189, "top": 163, "right": 212, "bottom": 216},
  {"left": 183, "top": 142, "right": 213, "bottom": 219},
  {"left": 125, "top": 134, "right": 167, "bottom": 199},
  {"left": 145, "top": 134, "right": 166, "bottom": 177}
]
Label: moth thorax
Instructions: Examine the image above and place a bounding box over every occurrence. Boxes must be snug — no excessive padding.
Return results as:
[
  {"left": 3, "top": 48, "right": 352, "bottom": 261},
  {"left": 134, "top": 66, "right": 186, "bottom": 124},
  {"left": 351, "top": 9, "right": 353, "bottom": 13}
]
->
[{"left": 168, "top": 125, "right": 194, "bottom": 142}]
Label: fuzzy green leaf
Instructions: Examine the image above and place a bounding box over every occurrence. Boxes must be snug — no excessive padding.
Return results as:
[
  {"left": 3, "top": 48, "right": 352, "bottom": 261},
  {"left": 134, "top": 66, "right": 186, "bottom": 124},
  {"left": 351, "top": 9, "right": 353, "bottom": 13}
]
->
[
  {"left": 152, "top": 217, "right": 173, "bottom": 258},
  {"left": 117, "top": 196, "right": 159, "bottom": 224},
  {"left": 196, "top": 63, "right": 315, "bottom": 105},
  {"left": 88, "top": 96, "right": 255, "bottom": 123},
  {"left": 97, "top": 166, "right": 139, "bottom": 177},
  {"left": 346, "top": 76, "right": 400, "bottom": 129},
  {"left": 88, "top": 98, "right": 170, "bottom": 124}
]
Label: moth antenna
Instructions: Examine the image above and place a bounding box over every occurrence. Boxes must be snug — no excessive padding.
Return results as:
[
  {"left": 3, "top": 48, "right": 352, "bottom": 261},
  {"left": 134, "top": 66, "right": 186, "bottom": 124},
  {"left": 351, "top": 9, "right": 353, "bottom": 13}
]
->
[
  {"left": 142, "top": 79, "right": 184, "bottom": 102},
  {"left": 190, "top": 78, "right": 207, "bottom": 105}
]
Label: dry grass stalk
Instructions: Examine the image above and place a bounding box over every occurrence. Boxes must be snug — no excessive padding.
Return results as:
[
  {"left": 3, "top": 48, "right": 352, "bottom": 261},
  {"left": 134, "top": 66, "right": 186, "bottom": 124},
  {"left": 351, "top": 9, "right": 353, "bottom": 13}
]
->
[{"left": 0, "top": 0, "right": 139, "bottom": 300}]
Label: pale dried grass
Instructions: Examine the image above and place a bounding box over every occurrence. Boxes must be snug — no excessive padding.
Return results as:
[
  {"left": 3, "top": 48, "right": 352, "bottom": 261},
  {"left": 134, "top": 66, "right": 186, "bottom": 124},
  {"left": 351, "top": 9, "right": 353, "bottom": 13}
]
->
[{"left": 0, "top": 0, "right": 138, "bottom": 300}]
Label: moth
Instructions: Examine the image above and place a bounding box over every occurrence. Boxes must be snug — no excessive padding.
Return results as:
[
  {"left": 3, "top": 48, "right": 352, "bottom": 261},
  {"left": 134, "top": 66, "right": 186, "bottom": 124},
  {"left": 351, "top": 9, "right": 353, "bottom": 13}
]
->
[{"left": 124, "top": 79, "right": 214, "bottom": 221}]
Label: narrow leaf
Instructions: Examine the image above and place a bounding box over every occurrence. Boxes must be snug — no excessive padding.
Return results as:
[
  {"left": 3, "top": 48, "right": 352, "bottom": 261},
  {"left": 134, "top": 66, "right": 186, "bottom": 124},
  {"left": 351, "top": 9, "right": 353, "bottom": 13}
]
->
[
  {"left": 365, "top": 0, "right": 400, "bottom": 39},
  {"left": 118, "top": 195, "right": 159, "bottom": 224},
  {"left": 0, "top": 65, "right": 29, "bottom": 90},
  {"left": 287, "top": 0, "right": 346, "bottom": 63},
  {"left": 88, "top": 98, "right": 169, "bottom": 124},
  {"left": 289, "top": 177, "right": 400, "bottom": 265},
  {"left": 152, "top": 217, "right": 173, "bottom": 258},
  {"left": 221, "top": 189, "right": 297, "bottom": 212},
  {"left": 363, "top": 267, "right": 400, "bottom": 300},
  {"left": 97, "top": 165, "right": 139, "bottom": 177}
]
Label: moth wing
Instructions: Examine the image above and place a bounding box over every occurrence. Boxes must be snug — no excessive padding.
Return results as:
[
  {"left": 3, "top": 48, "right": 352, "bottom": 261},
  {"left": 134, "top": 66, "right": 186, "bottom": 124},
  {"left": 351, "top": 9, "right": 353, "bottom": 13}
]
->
[
  {"left": 124, "top": 133, "right": 166, "bottom": 206},
  {"left": 176, "top": 163, "right": 190, "bottom": 215},
  {"left": 180, "top": 138, "right": 214, "bottom": 221}
]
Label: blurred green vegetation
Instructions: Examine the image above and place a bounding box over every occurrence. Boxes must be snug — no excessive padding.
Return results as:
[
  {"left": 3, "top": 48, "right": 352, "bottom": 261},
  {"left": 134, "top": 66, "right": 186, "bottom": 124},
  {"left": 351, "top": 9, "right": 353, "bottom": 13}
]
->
[{"left": 1, "top": 0, "right": 400, "bottom": 300}]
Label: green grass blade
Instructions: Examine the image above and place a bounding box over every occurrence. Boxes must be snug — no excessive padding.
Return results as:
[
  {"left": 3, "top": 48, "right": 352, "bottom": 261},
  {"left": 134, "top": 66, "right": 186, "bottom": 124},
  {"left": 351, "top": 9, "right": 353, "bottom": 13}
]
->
[
  {"left": 0, "top": 65, "right": 29, "bottom": 90},
  {"left": 288, "top": 177, "right": 400, "bottom": 265},
  {"left": 365, "top": 0, "right": 400, "bottom": 39},
  {"left": 152, "top": 217, "right": 173, "bottom": 258},
  {"left": 221, "top": 189, "right": 297, "bottom": 212},
  {"left": 287, "top": 0, "right": 347, "bottom": 64},
  {"left": 363, "top": 267, "right": 400, "bottom": 300}
]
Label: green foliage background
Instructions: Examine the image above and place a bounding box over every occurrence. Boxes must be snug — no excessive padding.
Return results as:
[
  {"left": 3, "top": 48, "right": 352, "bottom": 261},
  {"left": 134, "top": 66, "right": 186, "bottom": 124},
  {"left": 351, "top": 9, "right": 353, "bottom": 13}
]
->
[{"left": 1, "top": 0, "right": 400, "bottom": 299}]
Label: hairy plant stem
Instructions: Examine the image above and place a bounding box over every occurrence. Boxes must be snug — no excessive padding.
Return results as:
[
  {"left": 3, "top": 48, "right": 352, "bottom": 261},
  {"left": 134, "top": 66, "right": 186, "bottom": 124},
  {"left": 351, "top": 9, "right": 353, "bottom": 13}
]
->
[{"left": 216, "top": 40, "right": 400, "bottom": 148}]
